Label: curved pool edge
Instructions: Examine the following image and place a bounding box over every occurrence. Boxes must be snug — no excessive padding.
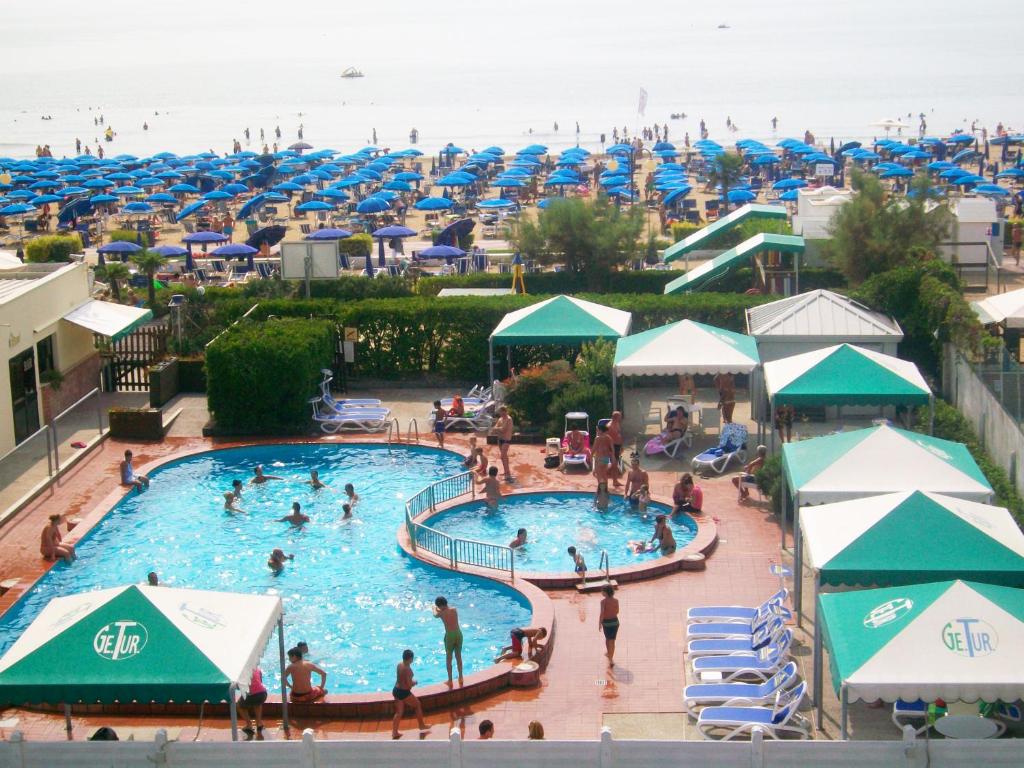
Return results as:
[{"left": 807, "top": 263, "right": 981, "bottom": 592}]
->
[{"left": 404, "top": 490, "right": 719, "bottom": 590}]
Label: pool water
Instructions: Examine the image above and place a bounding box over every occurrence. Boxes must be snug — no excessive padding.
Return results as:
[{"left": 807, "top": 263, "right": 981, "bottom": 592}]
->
[
  {"left": 0, "top": 444, "right": 532, "bottom": 694},
  {"left": 426, "top": 492, "right": 698, "bottom": 573}
]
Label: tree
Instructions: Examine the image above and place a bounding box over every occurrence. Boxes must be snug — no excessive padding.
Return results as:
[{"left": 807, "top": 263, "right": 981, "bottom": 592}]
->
[
  {"left": 707, "top": 152, "right": 745, "bottom": 214},
  {"left": 98, "top": 262, "right": 130, "bottom": 302},
  {"left": 824, "top": 171, "right": 951, "bottom": 285},
  {"left": 130, "top": 250, "right": 167, "bottom": 308},
  {"left": 511, "top": 196, "right": 643, "bottom": 290}
]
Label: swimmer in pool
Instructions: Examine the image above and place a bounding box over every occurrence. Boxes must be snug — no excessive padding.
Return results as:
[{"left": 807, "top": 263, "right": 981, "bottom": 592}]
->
[
  {"left": 477, "top": 466, "right": 501, "bottom": 508},
  {"left": 342, "top": 503, "right": 352, "bottom": 519},
  {"left": 268, "top": 548, "right": 293, "bottom": 573},
  {"left": 344, "top": 483, "right": 359, "bottom": 507},
  {"left": 305, "top": 470, "right": 326, "bottom": 489},
  {"left": 251, "top": 465, "right": 283, "bottom": 485},
  {"left": 278, "top": 502, "right": 310, "bottom": 527},
  {"left": 224, "top": 492, "right": 245, "bottom": 514},
  {"left": 509, "top": 527, "right": 527, "bottom": 548}
]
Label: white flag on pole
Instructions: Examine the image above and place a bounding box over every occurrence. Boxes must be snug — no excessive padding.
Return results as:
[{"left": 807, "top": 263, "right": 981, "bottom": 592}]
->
[{"left": 638, "top": 88, "right": 648, "bottom": 116}]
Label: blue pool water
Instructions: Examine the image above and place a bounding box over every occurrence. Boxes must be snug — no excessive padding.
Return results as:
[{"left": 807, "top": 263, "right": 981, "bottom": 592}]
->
[
  {"left": 426, "top": 492, "right": 698, "bottom": 573},
  {"left": 0, "top": 444, "right": 532, "bottom": 694}
]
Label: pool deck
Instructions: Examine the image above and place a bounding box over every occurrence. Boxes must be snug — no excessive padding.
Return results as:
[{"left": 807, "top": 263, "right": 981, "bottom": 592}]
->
[{"left": 0, "top": 422, "right": 906, "bottom": 743}]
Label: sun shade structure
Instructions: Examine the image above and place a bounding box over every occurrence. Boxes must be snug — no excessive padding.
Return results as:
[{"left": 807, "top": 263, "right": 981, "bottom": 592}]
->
[
  {"left": 663, "top": 233, "right": 805, "bottom": 295},
  {"left": 662, "top": 203, "right": 788, "bottom": 263},
  {"left": 972, "top": 286, "right": 1024, "bottom": 328},
  {"left": 488, "top": 295, "right": 631, "bottom": 383},
  {"left": 780, "top": 425, "right": 992, "bottom": 549},
  {"left": 61, "top": 300, "right": 153, "bottom": 342},
  {"left": 611, "top": 320, "right": 759, "bottom": 410},
  {"left": 0, "top": 585, "right": 285, "bottom": 741},
  {"left": 795, "top": 491, "right": 1024, "bottom": 627},
  {"left": 815, "top": 580, "right": 1024, "bottom": 738}
]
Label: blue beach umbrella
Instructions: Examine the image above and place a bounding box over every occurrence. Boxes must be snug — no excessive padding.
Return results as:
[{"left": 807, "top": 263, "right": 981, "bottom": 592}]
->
[
  {"left": 305, "top": 228, "right": 353, "bottom": 240},
  {"left": 182, "top": 230, "right": 228, "bottom": 244},
  {"left": 90, "top": 194, "right": 118, "bottom": 204},
  {"left": 383, "top": 180, "right": 412, "bottom": 192},
  {"left": 477, "top": 199, "right": 515, "bottom": 208},
  {"left": 150, "top": 245, "right": 188, "bottom": 257},
  {"left": 973, "top": 184, "right": 1011, "bottom": 196},
  {"left": 0, "top": 203, "right": 36, "bottom": 215},
  {"left": 414, "top": 197, "right": 454, "bottom": 211},
  {"left": 175, "top": 200, "right": 209, "bottom": 221},
  {"left": 772, "top": 178, "right": 808, "bottom": 191},
  {"left": 880, "top": 168, "right": 914, "bottom": 179},
  {"left": 295, "top": 200, "right": 334, "bottom": 212},
  {"left": 946, "top": 134, "right": 976, "bottom": 144},
  {"left": 418, "top": 244, "right": 465, "bottom": 260},
  {"left": 29, "top": 194, "right": 62, "bottom": 205},
  {"left": 97, "top": 241, "right": 141, "bottom": 255},
  {"left": 168, "top": 183, "right": 200, "bottom": 194},
  {"left": 122, "top": 201, "right": 153, "bottom": 213},
  {"left": 272, "top": 182, "right": 303, "bottom": 192},
  {"left": 316, "top": 188, "right": 350, "bottom": 201},
  {"left": 356, "top": 197, "right": 391, "bottom": 214},
  {"left": 146, "top": 193, "right": 177, "bottom": 204},
  {"left": 202, "top": 190, "right": 234, "bottom": 201},
  {"left": 662, "top": 186, "right": 693, "bottom": 205},
  {"left": 83, "top": 178, "right": 114, "bottom": 189},
  {"left": 726, "top": 189, "right": 756, "bottom": 203},
  {"left": 779, "top": 189, "right": 800, "bottom": 201}
]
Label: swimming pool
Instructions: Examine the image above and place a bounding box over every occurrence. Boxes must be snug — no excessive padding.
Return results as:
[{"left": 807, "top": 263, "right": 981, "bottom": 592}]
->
[
  {"left": 424, "top": 492, "right": 698, "bottom": 574},
  {"left": 0, "top": 444, "right": 532, "bottom": 694}
]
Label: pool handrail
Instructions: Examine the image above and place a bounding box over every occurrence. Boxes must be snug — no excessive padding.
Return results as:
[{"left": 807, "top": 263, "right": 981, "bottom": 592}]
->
[
  {"left": 407, "top": 418, "right": 419, "bottom": 443},
  {"left": 405, "top": 470, "right": 515, "bottom": 581},
  {"left": 386, "top": 418, "right": 401, "bottom": 445}
]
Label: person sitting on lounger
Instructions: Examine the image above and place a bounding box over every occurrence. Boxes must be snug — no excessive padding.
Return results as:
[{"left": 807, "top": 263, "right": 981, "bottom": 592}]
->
[
  {"left": 665, "top": 407, "right": 688, "bottom": 441},
  {"left": 732, "top": 445, "right": 767, "bottom": 501},
  {"left": 494, "top": 626, "right": 548, "bottom": 662},
  {"left": 449, "top": 394, "right": 465, "bottom": 417}
]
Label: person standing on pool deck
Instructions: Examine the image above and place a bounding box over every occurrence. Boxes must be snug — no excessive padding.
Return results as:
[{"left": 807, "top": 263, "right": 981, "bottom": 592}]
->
[
  {"left": 490, "top": 406, "right": 515, "bottom": 481},
  {"left": 714, "top": 372, "right": 736, "bottom": 424},
  {"left": 607, "top": 411, "right": 625, "bottom": 488},
  {"left": 599, "top": 585, "right": 620, "bottom": 667},
  {"left": 284, "top": 647, "right": 328, "bottom": 703},
  {"left": 251, "top": 465, "right": 283, "bottom": 484},
  {"left": 433, "top": 596, "right": 464, "bottom": 687},
  {"left": 120, "top": 450, "right": 150, "bottom": 491},
  {"left": 432, "top": 400, "right": 448, "bottom": 448},
  {"left": 391, "top": 649, "right": 429, "bottom": 739},
  {"left": 592, "top": 423, "right": 614, "bottom": 495}
]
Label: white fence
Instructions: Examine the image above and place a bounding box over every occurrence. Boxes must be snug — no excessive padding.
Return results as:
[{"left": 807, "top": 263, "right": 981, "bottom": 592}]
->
[{"left": 1, "top": 727, "right": 1022, "bottom": 768}]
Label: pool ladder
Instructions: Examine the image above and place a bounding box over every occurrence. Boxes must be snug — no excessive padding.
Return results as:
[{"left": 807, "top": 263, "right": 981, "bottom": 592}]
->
[
  {"left": 577, "top": 549, "right": 618, "bottom": 593},
  {"left": 407, "top": 418, "right": 419, "bottom": 443},
  {"left": 386, "top": 418, "right": 401, "bottom": 450}
]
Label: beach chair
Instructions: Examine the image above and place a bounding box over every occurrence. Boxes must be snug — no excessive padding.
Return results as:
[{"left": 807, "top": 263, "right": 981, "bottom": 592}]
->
[
  {"left": 255, "top": 262, "right": 273, "bottom": 279},
  {"left": 684, "top": 662, "right": 800, "bottom": 714},
  {"left": 561, "top": 412, "right": 592, "bottom": 471},
  {"left": 687, "top": 608, "right": 792, "bottom": 640},
  {"left": 310, "top": 397, "right": 390, "bottom": 433},
  {"left": 691, "top": 632, "right": 793, "bottom": 683},
  {"left": 691, "top": 423, "right": 747, "bottom": 476},
  {"left": 687, "top": 616, "right": 787, "bottom": 658},
  {"left": 892, "top": 700, "right": 930, "bottom": 735},
  {"left": 228, "top": 265, "right": 251, "bottom": 283},
  {"left": 300, "top": 224, "right": 312, "bottom": 234},
  {"left": 441, "top": 401, "right": 496, "bottom": 432},
  {"left": 643, "top": 429, "right": 692, "bottom": 460},
  {"left": 687, "top": 589, "right": 789, "bottom": 624},
  {"left": 696, "top": 682, "right": 810, "bottom": 741}
]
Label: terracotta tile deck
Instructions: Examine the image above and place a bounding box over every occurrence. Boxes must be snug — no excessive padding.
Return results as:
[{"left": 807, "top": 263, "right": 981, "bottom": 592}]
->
[{"left": 0, "top": 427, "right": 830, "bottom": 742}]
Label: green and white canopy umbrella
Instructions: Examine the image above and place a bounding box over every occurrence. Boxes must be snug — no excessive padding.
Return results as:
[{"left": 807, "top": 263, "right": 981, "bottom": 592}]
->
[
  {"left": 780, "top": 425, "right": 993, "bottom": 549},
  {"left": 488, "top": 295, "right": 632, "bottom": 382},
  {"left": 611, "top": 319, "right": 759, "bottom": 410},
  {"left": 763, "top": 344, "right": 932, "bottom": 448},
  {"left": 794, "top": 491, "right": 1024, "bottom": 625},
  {"left": 0, "top": 585, "right": 285, "bottom": 740},
  {"left": 972, "top": 286, "right": 1024, "bottom": 328},
  {"left": 815, "top": 580, "right": 1024, "bottom": 737}
]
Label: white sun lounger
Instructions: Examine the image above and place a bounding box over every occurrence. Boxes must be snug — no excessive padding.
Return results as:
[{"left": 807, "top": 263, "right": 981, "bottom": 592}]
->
[
  {"left": 687, "top": 588, "right": 789, "bottom": 624},
  {"left": 691, "top": 631, "right": 792, "bottom": 683},
  {"left": 310, "top": 398, "right": 391, "bottom": 433},
  {"left": 687, "top": 608, "right": 791, "bottom": 639},
  {"left": 687, "top": 616, "right": 786, "bottom": 657},
  {"left": 696, "top": 682, "right": 810, "bottom": 741},
  {"left": 683, "top": 662, "right": 799, "bottom": 713}
]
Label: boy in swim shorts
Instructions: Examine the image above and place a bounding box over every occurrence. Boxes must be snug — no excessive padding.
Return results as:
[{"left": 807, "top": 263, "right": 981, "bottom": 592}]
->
[
  {"left": 433, "top": 596, "right": 464, "bottom": 687},
  {"left": 284, "top": 647, "right": 327, "bottom": 703},
  {"left": 432, "top": 400, "right": 447, "bottom": 448},
  {"left": 392, "top": 649, "right": 428, "bottom": 739},
  {"left": 568, "top": 546, "right": 587, "bottom": 585}
]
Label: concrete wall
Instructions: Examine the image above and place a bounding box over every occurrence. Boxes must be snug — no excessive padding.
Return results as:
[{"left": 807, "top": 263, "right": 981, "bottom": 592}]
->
[
  {"left": 945, "top": 345, "right": 1024, "bottom": 490},
  {"left": 0, "top": 263, "right": 93, "bottom": 454},
  {"left": 0, "top": 727, "right": 1021, "bottom": 768}
]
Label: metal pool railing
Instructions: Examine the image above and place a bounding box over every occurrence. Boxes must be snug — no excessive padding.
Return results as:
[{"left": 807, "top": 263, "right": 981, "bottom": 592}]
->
[{"left": 404, "top": 471, "right": 515, "bottom": 580}]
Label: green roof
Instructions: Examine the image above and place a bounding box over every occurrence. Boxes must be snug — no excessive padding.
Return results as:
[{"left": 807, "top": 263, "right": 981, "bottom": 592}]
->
[
  {"left": 664, "top": 233, "right": 805, "bottom": 295},
  {"left": 663, "top": 204, "right": 788, "bottom": 263},
  {"left": 490, "top": 295, "right": 631, "bottom": 346}
]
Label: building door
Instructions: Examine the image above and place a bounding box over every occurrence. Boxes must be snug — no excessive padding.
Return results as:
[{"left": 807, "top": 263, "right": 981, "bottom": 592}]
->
[{"left": 9, "top": 348, "right": 40, "bottom": 444}]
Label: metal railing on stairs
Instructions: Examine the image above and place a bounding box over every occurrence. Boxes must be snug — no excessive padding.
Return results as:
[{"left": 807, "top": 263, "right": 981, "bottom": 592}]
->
[
  {"left": 407, "top": 418, "right": 419, "bottom": 443},
  {"left": 404, "top": 470, "right": 515, "bottom": 580}
]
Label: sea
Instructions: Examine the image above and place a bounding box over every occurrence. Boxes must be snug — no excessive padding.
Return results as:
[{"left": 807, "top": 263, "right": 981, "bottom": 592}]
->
[{"left": 1, "top": 0, "right": 1022, "bottom": 160}]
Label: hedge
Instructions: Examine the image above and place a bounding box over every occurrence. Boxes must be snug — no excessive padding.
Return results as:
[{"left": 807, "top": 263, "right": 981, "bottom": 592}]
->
[
  {"left": 339, "top": 233, "right": 373, "bottom": 258},
  {"left": 109, "top": 229, "right": 153, "bottom": 247},
  {"left": 24, "top": 234, "right": 82, "bottom": 263},
  {"left": 415, "top": 270, "right": 687, "bottom": 296},
  {"left": 206, "top": 319, "right": 335, "bottom": 432}
]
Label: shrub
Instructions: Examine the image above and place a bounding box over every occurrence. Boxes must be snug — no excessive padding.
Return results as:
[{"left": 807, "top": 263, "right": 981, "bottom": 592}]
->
[
  {"left": 547, "top": 382, "right": 612, "bottom": 436},
  {"left": 915, "top": 400, "right": 1024, "bottom": 528},
  {"left": 308, "top": 275, "right": 414, "bottom": 300},
  {"left": 206, "top": 319, "right": 335, "bottom": 432},
  {"left": 24, "top": 234, "right": 82, "bottom": 263},
  {"left": 503, "top": 361, "right": 575, "bottom": 429},
  {"left": 670, "top": 222, "right": 703, "bottom": 243},
  {"left": 575, "top": 339, "right": 614, "bottom": 389},
  {"left": 415, "top": 270, "right": 689, "bottom": 297},
  {"left": 338, "top": 233, "right": 373, "bottom": 258},
  {"left": 755, "top": 454, "right": 784, "bottom": 516},
  {"left": 109, "top": 229, "right": 153, "bottom": 247}
]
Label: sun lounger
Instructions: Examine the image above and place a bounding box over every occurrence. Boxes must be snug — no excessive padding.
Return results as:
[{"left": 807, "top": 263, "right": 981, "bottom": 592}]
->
[
  {"left": 892, "top": 699, "right": 930, "bottom": 735},
  {"left": 687, "top": 589, "right": 789, "bottom": 623},
  {"left": 684, "top": 662, "right": 800, "bottom": 713},
  {"left": 691, "top": 422, "right": 748, "bottom": 476},
  {"left": 310, "top": 397, "right": 390, "bottom": 433},
  {"left": 561, "top": 430, "right": 592, "bottom": 471},
  {"left": 687, "top": 608, "right": 791, "bottom": 639},
  {"left": 443, "top": 403, "right": 496, "bottom": 432},
  {"left": 696, "top": 682, "right": 810, "bottom": 741},
  {"left": 324, "top": 393, "right": 383, "bottom": 411},
  {"left": 687, "top": 616, "right": 787, "bottom": 657},
  {"left": 691, "top": 631, "right": 792, "bottom": 683}
]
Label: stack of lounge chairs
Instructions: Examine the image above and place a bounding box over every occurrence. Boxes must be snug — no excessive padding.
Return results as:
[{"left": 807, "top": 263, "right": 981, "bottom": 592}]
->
[
  {"left": 683, "top": 589, "right": 810, "bottom": 741},
  {"left": 309, "top": 369, "right": 392, "bottom": 433},
  {"left": 429, "top": 384, "right": 498, "bottom": 432}
]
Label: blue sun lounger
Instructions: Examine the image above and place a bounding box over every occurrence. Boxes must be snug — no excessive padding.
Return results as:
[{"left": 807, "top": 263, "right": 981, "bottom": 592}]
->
[
  {"left": 684, "top": 662, "right": 799, "bottom": 713},
  {"left": 696, "top": 682, "right": 810, "bottom": 741}
]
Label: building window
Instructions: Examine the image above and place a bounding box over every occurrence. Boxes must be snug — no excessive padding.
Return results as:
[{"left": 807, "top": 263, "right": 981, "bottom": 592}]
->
[{"left": 36, "top": 335, "right": 55, "bottom": 376}]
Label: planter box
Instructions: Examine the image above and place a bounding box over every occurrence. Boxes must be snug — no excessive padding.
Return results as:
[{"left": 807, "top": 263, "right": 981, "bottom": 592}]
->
[
  {"left": 149, "top": 358, "right": 179, "bottom": 408},
  {"left": 108, "top": 408, "right": 165, "bottom": 441},
  {"left": 178, "top": 358, "right": 207, "bottom": 393}
]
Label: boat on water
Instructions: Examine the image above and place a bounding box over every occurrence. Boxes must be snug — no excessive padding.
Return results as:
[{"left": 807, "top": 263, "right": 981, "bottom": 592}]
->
[
  {"left": 718, "top": 23, "right": 730, "bottom": 29},
  {"left": 341, "top": 67, "right": 364, "bottom": 78}
]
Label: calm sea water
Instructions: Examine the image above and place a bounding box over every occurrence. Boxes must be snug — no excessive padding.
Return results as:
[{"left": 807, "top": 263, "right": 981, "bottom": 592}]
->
[{"left": 1, "top": 0, "right": 1021, "bottom": 159}]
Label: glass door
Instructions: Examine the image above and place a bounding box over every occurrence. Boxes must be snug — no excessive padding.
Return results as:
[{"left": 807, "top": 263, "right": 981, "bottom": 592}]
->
[{"left": 9, "top": 348, "right": 40, "bottom": 444}]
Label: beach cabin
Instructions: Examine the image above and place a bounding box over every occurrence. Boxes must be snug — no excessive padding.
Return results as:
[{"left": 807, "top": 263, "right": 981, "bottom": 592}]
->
[
  {"left": 939, "top": 197, "right": 1003, "bottom": 269},
  {"left": 790, "top": 186, "right": 852, "bottom": 240}
]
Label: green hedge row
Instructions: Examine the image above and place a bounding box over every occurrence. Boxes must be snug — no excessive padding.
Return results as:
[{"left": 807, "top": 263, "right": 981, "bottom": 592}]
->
[
  {"left": 415, "top": 270, "right": 687, "bottom": 296},
  {"left": 25, "top": 234, "right": 82, "bottom": 263},
  {"left": 206, "top": 318, "right": 335, "bottom": 432}
]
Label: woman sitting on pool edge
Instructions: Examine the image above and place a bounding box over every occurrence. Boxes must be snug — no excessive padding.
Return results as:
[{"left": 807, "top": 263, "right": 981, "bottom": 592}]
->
[
  {"left": 40, "top": 514, "right": 76, "bottom": 563},
  {"left": 672, "top": 473, "right": 703, "bottom": 515},
  {"left": 119, "top": 450, "right": 149, "bottom": 492}
]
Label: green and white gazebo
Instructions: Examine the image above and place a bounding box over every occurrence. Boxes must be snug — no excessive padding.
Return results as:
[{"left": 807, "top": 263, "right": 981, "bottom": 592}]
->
[
  {"left": 488, "top": 295, "right": 632, "bottom": 383},
  {"left": 762, "top": 344, "right": 932, "bottom": 448},
  {"left": 780, "top": 425, "right": 993, "bottom": 548},
  {"left": 0, "top": 585, "right": 285, "bottom": 741},
  {"left": 611, "top": 319, "right": 760, "bottom": 410},
  {"left": 795, "top": 490, "right": 1024, "bottom": 625},
  {"left": 816, "top": 580, "right": 1024, "bottom": 737}
]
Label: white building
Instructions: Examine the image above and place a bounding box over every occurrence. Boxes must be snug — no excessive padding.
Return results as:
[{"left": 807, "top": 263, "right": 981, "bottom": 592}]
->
[
  {"left": 939, "top": 196, "right": 1003, "bottom": 267},
  {"left": 0, "top": 261, "right": 150, "bottom": 454},
  {"left": 791, "top": 186, "right": 853, "bottom": 240}
]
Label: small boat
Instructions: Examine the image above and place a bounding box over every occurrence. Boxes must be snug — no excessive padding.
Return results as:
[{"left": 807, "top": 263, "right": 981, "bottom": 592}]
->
[
  {"left": 717, "top": 23, "right": 730, "bottom": 29},
  {"left": 341, "top": 67, "right": 364, "bottom": 79}
]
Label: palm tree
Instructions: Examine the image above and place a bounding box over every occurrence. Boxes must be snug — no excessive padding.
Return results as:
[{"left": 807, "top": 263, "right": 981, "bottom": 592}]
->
[
  {"left": 708, "top": 152, "right": 746, "bottom": 214},
  {"left": 130, "top": 250, "right": 167, "bottom": 308},
  {"left": 100, "top": 262, "right": 131, "bottom": 302}
]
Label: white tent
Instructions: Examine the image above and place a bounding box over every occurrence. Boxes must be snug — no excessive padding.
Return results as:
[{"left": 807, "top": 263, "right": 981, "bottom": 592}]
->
[{"left": 973, "top": 287, "right": 1024, "bottom": 328}]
